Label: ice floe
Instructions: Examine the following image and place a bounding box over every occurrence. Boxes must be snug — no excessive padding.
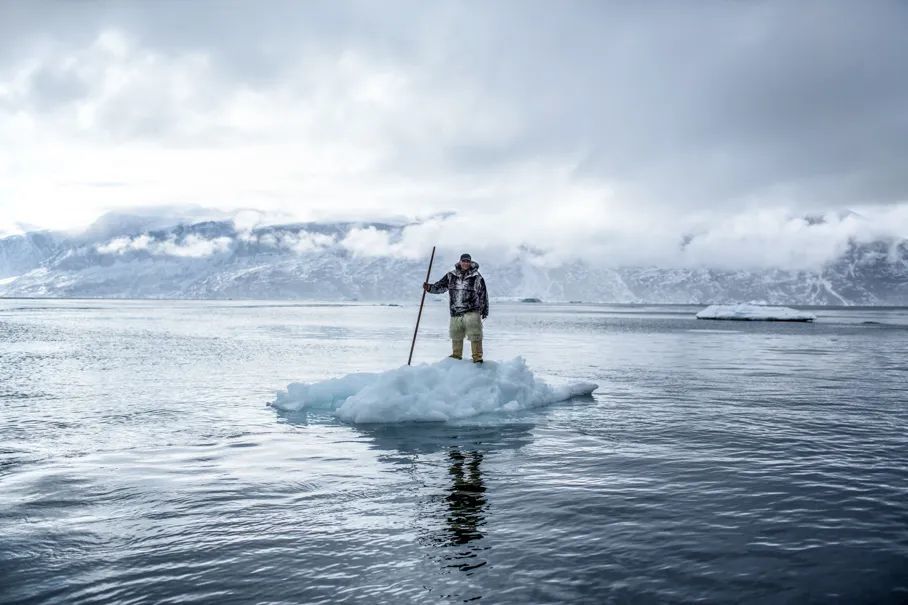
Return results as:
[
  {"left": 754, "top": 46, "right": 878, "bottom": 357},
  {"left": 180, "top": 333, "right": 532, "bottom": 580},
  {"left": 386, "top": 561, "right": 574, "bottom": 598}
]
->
[
  {"left": 272, "top": 357, "right": 597, "bottom": 423},
  {"left": 696, "top": 304, "right": 816, "bottom": 322}
]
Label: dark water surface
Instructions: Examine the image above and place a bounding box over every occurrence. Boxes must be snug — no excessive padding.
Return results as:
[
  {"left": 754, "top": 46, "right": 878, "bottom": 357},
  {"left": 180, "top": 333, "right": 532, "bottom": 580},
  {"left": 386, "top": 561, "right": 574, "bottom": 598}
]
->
[{"left": 1, "top": 300, "right": 907, "bottom": 603}]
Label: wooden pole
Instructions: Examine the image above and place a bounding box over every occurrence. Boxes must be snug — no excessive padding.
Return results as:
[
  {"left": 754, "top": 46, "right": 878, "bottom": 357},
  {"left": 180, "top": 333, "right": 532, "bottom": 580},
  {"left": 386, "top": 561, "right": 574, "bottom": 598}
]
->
[{"left": 408, "top": 246, "right": 436, "bottom": 366}]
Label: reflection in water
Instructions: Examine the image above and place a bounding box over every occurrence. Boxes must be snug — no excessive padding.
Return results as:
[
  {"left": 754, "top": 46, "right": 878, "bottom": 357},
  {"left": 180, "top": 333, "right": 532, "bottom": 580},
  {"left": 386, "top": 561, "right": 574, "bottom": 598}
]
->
[
  {"left": 270, "top": 420, "right": 534, "bottom": 600},
  {"left": 442, "top": 448, "right": 488, "bottom": 572},
  {"left": 354, "top": 422, "right": 534, "bottom": 458},
  {"left": 350, "top": 422, "right": 535, "bottom": 583}
]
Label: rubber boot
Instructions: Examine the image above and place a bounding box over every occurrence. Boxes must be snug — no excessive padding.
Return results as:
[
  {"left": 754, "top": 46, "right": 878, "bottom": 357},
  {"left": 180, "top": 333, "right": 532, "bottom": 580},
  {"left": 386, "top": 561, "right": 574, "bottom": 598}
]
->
[
  {"left": 471, "top": 340, "right": 483, "bottom": 364},
  {"left": 450, "top": 339, "right": 463, "bottom": 360}
]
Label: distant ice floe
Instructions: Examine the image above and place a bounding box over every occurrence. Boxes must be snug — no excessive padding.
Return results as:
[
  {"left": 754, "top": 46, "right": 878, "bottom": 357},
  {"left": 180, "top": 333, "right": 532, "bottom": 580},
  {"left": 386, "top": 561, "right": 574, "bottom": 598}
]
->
[
  {"left": 272, "top": 357, "right": 598, "bottom": 423},
  {"left": 696, "top": 304, "right": 816, "bottom": 322}
]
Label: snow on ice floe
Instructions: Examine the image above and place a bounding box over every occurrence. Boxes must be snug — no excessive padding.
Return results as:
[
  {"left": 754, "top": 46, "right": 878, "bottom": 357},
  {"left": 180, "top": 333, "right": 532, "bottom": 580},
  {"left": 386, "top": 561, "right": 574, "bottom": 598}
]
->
[
  {"left": 271, "top": 357, "right": 598, "bottom": 424},
  {"left": 696, "top": 304, "right": 816, "bottom": 322}
]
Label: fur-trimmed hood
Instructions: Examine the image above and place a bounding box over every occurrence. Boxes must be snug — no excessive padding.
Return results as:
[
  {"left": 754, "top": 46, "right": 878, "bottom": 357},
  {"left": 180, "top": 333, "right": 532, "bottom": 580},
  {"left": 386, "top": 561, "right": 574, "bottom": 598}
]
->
[{"left": 453, "top": 261, "right": 480, "bottom": 277}]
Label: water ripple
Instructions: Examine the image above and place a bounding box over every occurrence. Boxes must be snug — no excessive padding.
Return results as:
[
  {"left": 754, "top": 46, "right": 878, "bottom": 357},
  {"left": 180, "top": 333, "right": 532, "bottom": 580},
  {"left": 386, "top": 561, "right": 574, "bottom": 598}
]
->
[{"left": 1, "top": 301, "right": 907, "bottom": 603}]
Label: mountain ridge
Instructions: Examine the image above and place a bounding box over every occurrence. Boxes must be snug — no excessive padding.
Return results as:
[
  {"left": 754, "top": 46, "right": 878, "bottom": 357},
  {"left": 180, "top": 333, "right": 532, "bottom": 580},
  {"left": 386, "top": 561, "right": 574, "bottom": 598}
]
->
[{"left": 1, "top": 216, "right": 906, "bottom": 305}]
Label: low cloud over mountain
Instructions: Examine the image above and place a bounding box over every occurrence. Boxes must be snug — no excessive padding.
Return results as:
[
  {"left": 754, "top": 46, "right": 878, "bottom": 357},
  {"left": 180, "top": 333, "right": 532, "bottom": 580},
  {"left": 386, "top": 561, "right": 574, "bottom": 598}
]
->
[{"left": 1, "top": 211, "right": 906, "bottom": 305}]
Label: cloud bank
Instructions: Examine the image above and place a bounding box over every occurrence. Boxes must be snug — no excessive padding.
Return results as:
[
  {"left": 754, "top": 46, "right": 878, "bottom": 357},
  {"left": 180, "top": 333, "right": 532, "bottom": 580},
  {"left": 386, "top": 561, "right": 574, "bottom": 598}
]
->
[
  {"left": 1, "top": 1, "right": 907, "bottom": 271},
  {"left": 96, "top": 233, "right": 232, "bottom": 258},
  {"left": 80, "top": 203, "right": 908, "bottom": 272}
]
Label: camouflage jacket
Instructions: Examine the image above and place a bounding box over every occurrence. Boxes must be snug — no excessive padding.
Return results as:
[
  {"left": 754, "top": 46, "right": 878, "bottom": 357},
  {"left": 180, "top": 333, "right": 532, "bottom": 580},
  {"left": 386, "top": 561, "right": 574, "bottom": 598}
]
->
[{"left": 428, "top": 262, "right": 489, "bottom": 318}]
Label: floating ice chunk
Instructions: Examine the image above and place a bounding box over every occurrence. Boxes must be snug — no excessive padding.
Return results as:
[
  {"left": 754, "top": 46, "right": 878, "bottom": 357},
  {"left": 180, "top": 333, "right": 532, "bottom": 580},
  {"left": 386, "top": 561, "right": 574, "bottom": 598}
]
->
[
  {"left": 272, "top": 357, "right": 597, "bottom": 423},
  {"left": 696, "top": 304, "right": 816, "bottom": 322}
]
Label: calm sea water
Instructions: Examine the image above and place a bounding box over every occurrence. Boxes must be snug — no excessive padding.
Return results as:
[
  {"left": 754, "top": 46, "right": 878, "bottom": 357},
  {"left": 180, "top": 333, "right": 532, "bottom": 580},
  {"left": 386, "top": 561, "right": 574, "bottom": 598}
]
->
[{"left": 1, "top": 299, "right": 907, "bottom": 604}]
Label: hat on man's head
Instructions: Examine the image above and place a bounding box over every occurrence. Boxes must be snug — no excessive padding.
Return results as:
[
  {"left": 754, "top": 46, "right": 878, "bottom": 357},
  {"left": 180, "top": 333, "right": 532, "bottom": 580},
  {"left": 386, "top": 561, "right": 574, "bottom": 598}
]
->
[{"left": 460, "top": 253, "right": 472, "bottom": 261}]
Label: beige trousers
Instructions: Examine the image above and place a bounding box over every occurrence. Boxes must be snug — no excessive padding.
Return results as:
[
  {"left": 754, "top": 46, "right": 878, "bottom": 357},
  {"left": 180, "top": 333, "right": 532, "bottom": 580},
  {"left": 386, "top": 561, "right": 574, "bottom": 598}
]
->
[{"left": 449, "top": 311, "right": 483, "bottom": 342}]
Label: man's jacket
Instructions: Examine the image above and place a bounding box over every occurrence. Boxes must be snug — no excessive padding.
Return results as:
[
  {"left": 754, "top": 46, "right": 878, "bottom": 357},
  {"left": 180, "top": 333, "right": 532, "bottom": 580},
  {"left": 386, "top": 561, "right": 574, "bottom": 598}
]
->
[{"left": 428, "top": 261, "right": 489, "bottom": 318}]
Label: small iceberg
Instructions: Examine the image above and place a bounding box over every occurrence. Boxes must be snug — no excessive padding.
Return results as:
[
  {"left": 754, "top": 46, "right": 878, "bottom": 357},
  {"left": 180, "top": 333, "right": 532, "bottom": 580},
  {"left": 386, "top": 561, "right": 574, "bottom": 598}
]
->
[
  {"left": 272, "top": 357, "right": 598, "bottom": 424},
  {"left": 696, "top": 304, "right": 816, "bottom": 322}
]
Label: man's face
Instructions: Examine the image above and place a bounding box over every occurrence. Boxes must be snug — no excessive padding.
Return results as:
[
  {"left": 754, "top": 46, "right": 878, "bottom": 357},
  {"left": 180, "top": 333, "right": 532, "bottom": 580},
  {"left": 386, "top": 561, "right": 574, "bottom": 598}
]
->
[{"left": 459, "top": 259, "right": 471, "bottom": 270}]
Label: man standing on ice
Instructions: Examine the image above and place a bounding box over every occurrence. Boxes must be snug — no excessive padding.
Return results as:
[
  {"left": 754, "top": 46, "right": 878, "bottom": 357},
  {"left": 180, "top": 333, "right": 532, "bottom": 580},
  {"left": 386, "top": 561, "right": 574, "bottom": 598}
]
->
[{"left": 423, "top": 253, "right": 489, "bottom": 363}]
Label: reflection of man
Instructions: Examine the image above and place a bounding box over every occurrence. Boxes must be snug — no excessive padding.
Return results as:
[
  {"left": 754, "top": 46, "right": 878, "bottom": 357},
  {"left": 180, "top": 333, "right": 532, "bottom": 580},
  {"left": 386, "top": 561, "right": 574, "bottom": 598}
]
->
[
  {"left": 423, "top": 253, "right": 489, "bottom": 363},
  {"left": 445, "top": 449, "right": 487, "bottom": 548}
]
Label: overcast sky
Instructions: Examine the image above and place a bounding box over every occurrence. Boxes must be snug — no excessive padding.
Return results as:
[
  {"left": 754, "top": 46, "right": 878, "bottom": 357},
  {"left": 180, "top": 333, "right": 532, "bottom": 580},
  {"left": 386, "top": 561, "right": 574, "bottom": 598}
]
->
[{"left": 1, "top": 1, "right": 907, "bottom": 269}]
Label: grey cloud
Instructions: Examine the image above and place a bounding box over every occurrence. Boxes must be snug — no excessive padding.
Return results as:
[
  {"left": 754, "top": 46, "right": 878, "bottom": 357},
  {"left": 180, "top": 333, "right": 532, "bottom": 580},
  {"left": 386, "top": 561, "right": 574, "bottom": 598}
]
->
[
  {"left": 27, "top": 63, "right": 91, "bottom": 110},
  {"left": 469, "top": 2, "right": 908, "bottom": 208},
  {"left": 2, "top": 1, "right": 907, "bottom": 215}
]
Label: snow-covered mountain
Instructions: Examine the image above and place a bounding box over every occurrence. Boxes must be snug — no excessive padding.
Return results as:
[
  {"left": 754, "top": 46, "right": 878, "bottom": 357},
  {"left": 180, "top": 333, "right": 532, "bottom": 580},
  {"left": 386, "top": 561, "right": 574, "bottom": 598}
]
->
[{"left": 1, "top": 214, "right": 907, "bottom": 304}]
